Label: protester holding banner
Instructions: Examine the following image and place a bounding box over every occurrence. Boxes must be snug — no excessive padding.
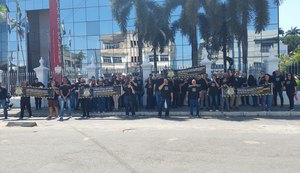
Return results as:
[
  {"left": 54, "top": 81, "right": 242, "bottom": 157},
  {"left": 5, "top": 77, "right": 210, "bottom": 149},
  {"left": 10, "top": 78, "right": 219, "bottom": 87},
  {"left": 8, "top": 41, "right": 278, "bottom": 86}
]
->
[
  {"left": 79, "top": 78, "right": 90, "bottom": 118},
  {"left": 186, "top": 79, "right": 201, "bottom": 117},
  {"left": 284, "top": 73, "right": 297, "bottom": 111},
  {"left": 0, "top": 82, "right": 8, "bottom": 119},
  {"left": 32, "top": 78, "right": 45, "bottom": 110},
  {"left": 208, "top": 74, "right": 220, "bottom": 112},
  {"left": 273, "top": 70, "right": 285, "bottom": 107},
  {"left": 158, "top": 79, "right": 173, "bottom": 118},
  {"left": 19, "top": 81, "right": 33, "bottom": 120},
  {"left": 259, "top": 74, "right": 273, "bottom": 111},
  {"left": 112, "top": 77, "right": 121, "bottom": 111},
  {"left": 58, "top": 77, "right": 72, "bottom": 121},
  {"left": 229, "top": 71, "right": 242, "bottom": 109},
  {"left": 47, "top": 80, "right": 60, "bottom": 120},
  {"left": 220, "top": 73, "right": 230, "bottom": 112},
  {"left": 247, "top": 75, "right": 258, "bottom": 107},
  {"left": 122, "top": 77, "right": 136, "bottom": 117}
]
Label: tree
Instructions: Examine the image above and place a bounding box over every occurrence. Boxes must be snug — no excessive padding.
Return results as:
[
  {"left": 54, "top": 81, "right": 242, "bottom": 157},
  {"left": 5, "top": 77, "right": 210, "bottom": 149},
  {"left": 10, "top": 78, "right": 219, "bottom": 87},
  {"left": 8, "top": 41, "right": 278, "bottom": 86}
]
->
[
  {"left": 165, "top": 0, "right": 204, "bottom": 67},
  {"left": 286, "top": 27, "right": 300, "bottom": 36},
  {"left": 281, "top": 35, "right": 300, "bottom": 53},
  {"left": 279, "top": 27, "right": 285, "bottom": 36},
  {"left": 110, "top": 0, "right": 152, "bottom": 69},
  {"left": 143, "top": 2, "right": 174, "bottom": 72},
  {"left": 226, "top": 0, "right": 270, "bottom": 73}
]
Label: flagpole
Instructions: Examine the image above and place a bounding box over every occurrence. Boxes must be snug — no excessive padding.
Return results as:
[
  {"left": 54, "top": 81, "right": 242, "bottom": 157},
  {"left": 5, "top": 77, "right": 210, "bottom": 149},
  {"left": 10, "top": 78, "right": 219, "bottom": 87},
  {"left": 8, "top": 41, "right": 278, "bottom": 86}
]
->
[{"left": 15, "top": 0, "right": 19, "bottom": 85}]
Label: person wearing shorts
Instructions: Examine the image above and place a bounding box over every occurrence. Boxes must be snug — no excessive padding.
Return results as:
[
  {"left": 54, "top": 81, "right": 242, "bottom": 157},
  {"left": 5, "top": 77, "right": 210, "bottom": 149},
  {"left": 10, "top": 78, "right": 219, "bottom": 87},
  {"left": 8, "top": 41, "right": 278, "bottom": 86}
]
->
[{"left": 47, "top": 80, "right": 60, "bottom": 120}]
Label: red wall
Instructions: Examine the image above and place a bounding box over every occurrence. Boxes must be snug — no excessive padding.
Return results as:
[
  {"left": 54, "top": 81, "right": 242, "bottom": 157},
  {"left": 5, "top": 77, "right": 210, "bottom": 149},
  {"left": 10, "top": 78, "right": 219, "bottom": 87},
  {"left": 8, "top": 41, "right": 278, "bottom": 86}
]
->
[{"left": 49, "top": 0, "right": 62, "bottom": 82}]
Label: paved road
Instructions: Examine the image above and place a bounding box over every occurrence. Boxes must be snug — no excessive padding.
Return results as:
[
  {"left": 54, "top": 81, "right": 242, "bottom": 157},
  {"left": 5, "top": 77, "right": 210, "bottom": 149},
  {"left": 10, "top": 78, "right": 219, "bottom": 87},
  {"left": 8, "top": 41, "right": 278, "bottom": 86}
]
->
[{"left": 1, "top": 116, "right": 300, "bottom": 173}]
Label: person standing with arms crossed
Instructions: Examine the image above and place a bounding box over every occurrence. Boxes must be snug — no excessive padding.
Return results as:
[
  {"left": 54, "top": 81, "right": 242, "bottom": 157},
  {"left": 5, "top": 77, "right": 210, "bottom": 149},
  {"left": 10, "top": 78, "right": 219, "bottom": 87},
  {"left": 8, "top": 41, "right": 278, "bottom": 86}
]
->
[{"left": 158, "top": 79, "right": 173, "bottom": 118}]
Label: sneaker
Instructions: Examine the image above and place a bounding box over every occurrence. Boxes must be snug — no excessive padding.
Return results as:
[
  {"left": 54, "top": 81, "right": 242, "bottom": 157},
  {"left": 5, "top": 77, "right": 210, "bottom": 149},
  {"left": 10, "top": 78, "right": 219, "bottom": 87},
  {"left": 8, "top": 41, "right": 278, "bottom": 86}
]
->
[
  {"left": 215, "top": 110, "right": 219, "bottom": 112},
  {"left": 290, "top": 109, "right": 295, "bottom": 111},
  {"left": 209, "top": 110, "right": 213, "bottom": 112},
  {"left": 46, "top": 116, "right": 52, "bottom": 120},
  {"left": 59, "top": 117, "right": 64, "bottom": 121}
]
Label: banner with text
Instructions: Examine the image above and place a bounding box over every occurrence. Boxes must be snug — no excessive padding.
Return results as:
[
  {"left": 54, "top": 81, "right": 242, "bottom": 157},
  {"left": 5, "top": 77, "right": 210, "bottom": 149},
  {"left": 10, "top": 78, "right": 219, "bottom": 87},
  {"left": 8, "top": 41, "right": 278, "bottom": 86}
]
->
[{"left": 222, "top": 86, "right": 273, "bottom": 97}]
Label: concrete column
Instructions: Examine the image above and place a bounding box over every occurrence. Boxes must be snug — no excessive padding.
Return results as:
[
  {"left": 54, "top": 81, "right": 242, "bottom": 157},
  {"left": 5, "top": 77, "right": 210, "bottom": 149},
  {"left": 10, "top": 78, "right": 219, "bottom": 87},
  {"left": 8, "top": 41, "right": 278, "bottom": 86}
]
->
[
  {"left": 201, "top": 49, "right": 212, "bottom": 79},
  {"left": 87, "top": 56, "right": 99, "bottom": 79},
  {"left": 141, "top": 60, "right": 153, "bottom": 106},
  {"left": 34, "top": 57, "right": 50, "bottom": 108},
  {"left": 264, "top": 46, "right": 279, "bottom": 74}
]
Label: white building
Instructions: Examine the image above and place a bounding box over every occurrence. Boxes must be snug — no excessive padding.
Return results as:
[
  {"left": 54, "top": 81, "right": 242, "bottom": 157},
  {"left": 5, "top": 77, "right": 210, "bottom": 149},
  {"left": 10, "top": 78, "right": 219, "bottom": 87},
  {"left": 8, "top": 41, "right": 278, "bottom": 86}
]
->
[
  {"left": 200, "top": 29, "right": 288, "bottom": 73},
  {"left": 100, "top": 32, "right": 175, "bottom": 74}
]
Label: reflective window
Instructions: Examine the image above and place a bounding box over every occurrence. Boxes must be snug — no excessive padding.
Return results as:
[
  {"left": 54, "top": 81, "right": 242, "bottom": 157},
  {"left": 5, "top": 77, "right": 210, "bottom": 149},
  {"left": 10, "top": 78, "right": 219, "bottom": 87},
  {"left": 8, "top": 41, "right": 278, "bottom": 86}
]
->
[
  {"left": 73, "top": 0, "right": 85, "bottom": 8},
  {"left": 61, "top": 9, "right": 74, "bottom": 23},
  {"left": 87, "top": 36, "right": 100, "bottom": 49},
  {"left": 74, "top": 22, "right": 86, "bottom": 36},
  {"left": 73, "top": 8, "right": 86, "bottom": 22},
  {"left": 100, "top": 6, "right": 112, "bottom": 20},
  {"left": 87, "top": 7, "right": 99, "bottom": 21},
  {"left": 60, "top": 0, "right": 73, "bottom": 9},
  {"left": 74, "top": 36, "right": 87, "bottom": 50},
  {"left": 86, "top": 0, "right": 99, "bottom": 7},
  {"left": 87, "top": 21, "right": 100, "bottom": 36}
]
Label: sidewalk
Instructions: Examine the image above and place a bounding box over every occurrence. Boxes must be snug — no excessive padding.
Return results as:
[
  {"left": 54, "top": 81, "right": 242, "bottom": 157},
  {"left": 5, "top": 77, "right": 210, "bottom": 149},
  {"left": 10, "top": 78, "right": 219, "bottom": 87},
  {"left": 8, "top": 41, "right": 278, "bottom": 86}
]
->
[{"left": 2, "top": 105, "right": 300, "bottom": 119}]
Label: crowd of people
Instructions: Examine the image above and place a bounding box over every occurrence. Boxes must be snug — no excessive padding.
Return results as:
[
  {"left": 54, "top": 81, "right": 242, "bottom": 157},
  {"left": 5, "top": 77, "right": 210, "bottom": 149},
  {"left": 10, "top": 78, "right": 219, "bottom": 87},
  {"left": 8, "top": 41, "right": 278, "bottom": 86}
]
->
[{"left": 0, "top": 69, "right": 298, "bottom": 120}]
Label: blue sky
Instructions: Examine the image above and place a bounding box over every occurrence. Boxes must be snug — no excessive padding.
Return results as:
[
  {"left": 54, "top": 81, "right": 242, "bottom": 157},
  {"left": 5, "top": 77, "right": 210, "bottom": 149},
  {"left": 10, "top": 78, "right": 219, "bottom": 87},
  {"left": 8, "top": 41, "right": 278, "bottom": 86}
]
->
[{"left": 279, "top": 0, "right": 300, "bottom": 31}]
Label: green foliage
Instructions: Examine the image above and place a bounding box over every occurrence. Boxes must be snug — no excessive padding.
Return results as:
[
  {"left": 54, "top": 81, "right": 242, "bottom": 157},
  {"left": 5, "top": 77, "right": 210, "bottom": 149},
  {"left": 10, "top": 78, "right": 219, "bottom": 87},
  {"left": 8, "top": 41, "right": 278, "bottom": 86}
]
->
[
  {"left": 0, "top": 4, "right": 7, "bottom": 22},
  {"left": 281, "top": 35, "right": 300, "bottom": 53}
]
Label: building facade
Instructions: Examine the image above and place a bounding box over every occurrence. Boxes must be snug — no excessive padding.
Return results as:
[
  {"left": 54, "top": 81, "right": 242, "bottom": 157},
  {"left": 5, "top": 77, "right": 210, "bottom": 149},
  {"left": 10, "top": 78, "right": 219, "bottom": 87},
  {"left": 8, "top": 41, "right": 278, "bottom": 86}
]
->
[{"left": 0, "top": 0, "right": 280, "bottom": 81}]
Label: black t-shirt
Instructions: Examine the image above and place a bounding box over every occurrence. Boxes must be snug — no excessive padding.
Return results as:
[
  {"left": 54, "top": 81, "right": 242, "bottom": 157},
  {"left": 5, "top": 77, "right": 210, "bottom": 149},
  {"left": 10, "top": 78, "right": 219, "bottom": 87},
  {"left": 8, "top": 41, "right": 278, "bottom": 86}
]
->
[
  {"left": 49, "top": 86, "right": 59, "bottom": 100},
  {"left": 197, "top": 78, "right": 208, "bottom": 90},
  {"left": 181, "top": 82, "right": 189, "bottom": 94},
  {"left": 187, "top": 85, "right": 200, "bottom": 99},
  {"left": 145, "top": 82, "right": 154, "bottom": 95},
  {"left": 60, "top": 84, "right": 71, "bottom": 97},
  {"left": 134, "top": 79, "right": 143, "bottom": 91},
  {"left": 154, "top": 78, "right": 164, "bottom": 92},
  {"left": 208, "top": 81, "right": 219, "bottom": 96},
  {"left": 285, "top": 80, "right": 297, "bottom": 93},
  {"left": 123, "top": 85, "right": 135, "bottom": 96},
  {"left": 0, "top": 87, "right": 8, "bottom": 100},
  {"left": 161, "top": 84, "right": 173, "bottom": 99},
  {"left": 273, "top": 76, "right": 284, "bottom": 89}
]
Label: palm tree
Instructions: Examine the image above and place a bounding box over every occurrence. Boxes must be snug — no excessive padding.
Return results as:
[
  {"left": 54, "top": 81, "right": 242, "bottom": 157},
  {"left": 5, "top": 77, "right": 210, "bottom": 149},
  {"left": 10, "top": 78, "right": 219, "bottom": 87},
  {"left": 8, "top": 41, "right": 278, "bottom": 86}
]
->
[
  {"left": 198, "top": 0, "right": 224, "bottom": 61},
  {"left": 110, "top": 0, "right": 152, "bottom": 69},
  {"left": 143, "top": 2, "right": 174, "bottom": 73},
  {"left": 286, "top": 27, "right": 300, "bottom": 36},
  {"left": 279, "top": 27, "right": 285, "bottom": 37},
  {"left": 226, "top": 0, "right": 270, "bottom": 73},
  {"left": 165, "top": 0, "right": 204, "bottom": 67}
]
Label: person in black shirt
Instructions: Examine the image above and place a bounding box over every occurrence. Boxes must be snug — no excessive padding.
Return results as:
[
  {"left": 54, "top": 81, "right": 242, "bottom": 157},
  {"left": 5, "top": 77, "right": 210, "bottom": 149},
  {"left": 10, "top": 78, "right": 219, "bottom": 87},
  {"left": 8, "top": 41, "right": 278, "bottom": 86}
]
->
[
  {"left": 58, "top": 77, "right": 72, "bottom": 121},
  {"left": 134, "top": 75, "right": 144, "bottom": 109},
  {"left": 158, "top": 79, "right": 173, "bottom": 118},
  {"left": 230, "top": 71, "right": 242, "bottom": 109},
  {"left": 47, "top": 80, "right": 60, "bottom": 120},
  {"left": 32, "top": 78, "right": 45, "bottom": 110},
  {"left": 154, "top": 74, "right": 164, "bottom": 110},
  {"left": 122, "top": 77, "right": 136, "bottom": 117},
  {"left": 198, "top": 74, "right": 209, "bottom": 110},
  {"left": 79, "top": 78, "right": 90, "bottom": 118},
  {"left": 186, "top": 79, "right": 200, "bottom": 117},
  {"left": 220, "top": 73, "right": 230, "bottom": 112},
  {"left": 208, "top": 74, "right": 220, "bottom": 111},
  {"left": 272, "top": 70, "right": 284, "bottom": 107},
  {"left": 145, "top": 76, "right": 155, "bottom": 109},
  {"left": 247, "top": 75, "right": 258, "bottom": 107},
  {"left": 19, "top": 80, "right": 32, "bottom": 119},
  {"left": 0, "top": 82, "right": 8, "bottom": 119},
  {"left": 284, "top": 73, "right": 297, "bottom": 111},
  {"left": 259, "top": 74, "right": 273, "bottom": 111}
]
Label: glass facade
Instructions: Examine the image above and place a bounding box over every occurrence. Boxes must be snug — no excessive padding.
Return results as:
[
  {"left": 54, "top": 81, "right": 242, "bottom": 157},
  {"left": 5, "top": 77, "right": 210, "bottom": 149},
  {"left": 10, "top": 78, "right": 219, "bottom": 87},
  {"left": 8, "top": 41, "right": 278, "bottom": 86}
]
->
[{"left": 0, "top": 0, "right": 279, "bottom": 73}]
